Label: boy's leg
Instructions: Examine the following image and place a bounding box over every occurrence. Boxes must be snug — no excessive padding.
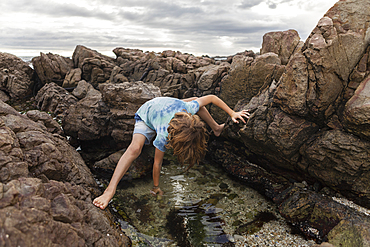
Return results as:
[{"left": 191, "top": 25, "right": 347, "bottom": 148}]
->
[
  {"left": 93, "top": 134, "right": 147, "bottom": 209},
  {"left": 197, "top": 106, "right": 224, "bottom": 136}
]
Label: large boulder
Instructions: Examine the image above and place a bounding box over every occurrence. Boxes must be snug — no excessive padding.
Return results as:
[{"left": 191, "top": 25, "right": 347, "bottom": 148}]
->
[
  {"left": 62, "top": 81, "right": 161, "bottom": 155},
  {"left": 260, "top": 29, "right": 302, "bottom": 65},
  {"left": 274, "top": 0, "right": 370, "bottom": 122},
  {"left": 213, "top": 52, "right": 285, "bottom": 122},
  {"left": 32, "top": 52, "right": 73, "bottom": 86},
  {"left": 0, "top": 52, "right": 34, "bottom": 100},
  {"left": 0, "top": 99, "right": 131, "bottom": 246}
]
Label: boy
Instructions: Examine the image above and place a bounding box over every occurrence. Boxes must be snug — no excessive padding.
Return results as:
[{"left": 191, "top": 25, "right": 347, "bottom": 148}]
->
[{"left": 93, "top": 95, "right": 249, "bottom": 209}]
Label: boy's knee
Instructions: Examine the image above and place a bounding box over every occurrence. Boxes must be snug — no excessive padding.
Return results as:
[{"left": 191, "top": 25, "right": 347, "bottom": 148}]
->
[{"left": 127, "top": 144, "right": 142, "bottom": 157}]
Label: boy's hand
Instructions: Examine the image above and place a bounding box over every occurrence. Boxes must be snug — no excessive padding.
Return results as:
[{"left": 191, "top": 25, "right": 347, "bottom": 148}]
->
[{"left": 231, "top": 110, "right": 250, "bottom": 124}]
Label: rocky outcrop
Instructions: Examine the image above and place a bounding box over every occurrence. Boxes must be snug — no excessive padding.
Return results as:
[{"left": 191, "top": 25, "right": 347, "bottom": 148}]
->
[
  {"left": 63, "top": 81, "right": 161, "bottom": 144},
  {"left": 73, "top": 45, "right": 116, "bottom": 88},
  {"left": 35, "top": 82, "right": 78, "bottom": 117},
  {"left": 213, "top": 52, "right": 285, "bottom": 122},
  {"left": 0, "top": 52, "right": 34, "bottom": 100},
  {"left": 260, "top": 29, "right": 302, "bottom": 65},
  {"left": 32, "top": 52, "right": 73, "bottom": 86},
  {"left": 0, "top": 99, "right": 131, "bottom": 246}
]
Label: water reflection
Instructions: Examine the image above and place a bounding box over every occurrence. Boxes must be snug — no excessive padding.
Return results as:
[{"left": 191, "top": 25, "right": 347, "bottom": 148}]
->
[{"left": 105, "top": 159, "right": 314, "bottom": 246}]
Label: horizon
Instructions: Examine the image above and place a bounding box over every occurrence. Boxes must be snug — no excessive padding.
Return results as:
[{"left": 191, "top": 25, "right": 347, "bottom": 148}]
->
[{"left": 0, "top": 0, "right": 339, "bottom": 58}]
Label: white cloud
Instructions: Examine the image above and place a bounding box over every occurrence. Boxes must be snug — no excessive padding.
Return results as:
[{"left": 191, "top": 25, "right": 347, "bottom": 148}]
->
[{"left": 0, "top": 0, "right": 339, "bottom": 57}]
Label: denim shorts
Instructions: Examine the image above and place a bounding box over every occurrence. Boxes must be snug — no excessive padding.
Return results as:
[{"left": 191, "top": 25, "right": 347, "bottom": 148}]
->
[{"left": 133, "top": 118, "right": 156, "bottom": 145}]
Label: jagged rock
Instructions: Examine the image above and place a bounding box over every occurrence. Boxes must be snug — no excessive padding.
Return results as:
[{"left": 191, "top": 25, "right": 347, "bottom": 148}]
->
[
  {"left": 35, "top": 82, "right": 78, "bottom": 116},
  {"left": 63, "top": 81, "right": 161, "bottom": 145},
  {"left": 0, "top": 52, "right": 34, "bottom": 99},
  {"left": 62, "top": 68, "right": 82, "bottom": 88},
  {"left": 62, "top": 87, "right": 108, "bottom": 141},
  {"left": 300, "top": 129, "right": 370, "bottom": 205},
  {"left": 274, "top": 0, "right": 370, "bottom": 122},
  {"left": 72, "top": 45, "right": 116, "bottom": 88},
  {"left": 32, "top": 52, "right": 73, "bottom": 86},
  {"left": 26, "top": 110, "right": 63, "bottom": 135},
  {"left": 0, "top": 100, "right": 131, "bottom": 246},
  {"left": 213, "top": 52, "right": 285, "bottom": 122},
  {"left": 197, "top": 64, "right": 230, "bottom": 91},
  {"left": 343, "top": 74, "right": 370, "bottom": 140},
  {"left": 260, "top": 29, "right": 302, "bottom": 65},
  {"left": 71, "top": 80, "right": 100, "bottom": 100}
]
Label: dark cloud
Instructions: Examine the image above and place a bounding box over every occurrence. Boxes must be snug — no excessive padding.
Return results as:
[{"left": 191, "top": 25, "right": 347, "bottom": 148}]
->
[{"left": 239, "top": 0, "right": 263, "bottom": 9}]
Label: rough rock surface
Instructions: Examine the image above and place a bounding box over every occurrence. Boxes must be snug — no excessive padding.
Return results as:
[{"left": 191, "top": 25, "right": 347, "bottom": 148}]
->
[
  {"left": 73, "top": 45, "right": 116, "bottom": 88},
  {"left": 0, "top": 99, "right": 131, "bottom": 246},
  {"left": 35, "top": 82, "right": 78, "bottom": 117},
  {"left": 0, "top": 52, "right": 34, "bottom": 99},
  {"left": 63, "top": 81, "right": 161, "bottom": 144},
  {"left": 32, "top": 52, "right": 73, "bottom": 86},
  {"left": 260, "top": 29, "right": 302, "bottom": 65},
  {"left": 213, "top": 52, "right": 285, "bottom": 122}
]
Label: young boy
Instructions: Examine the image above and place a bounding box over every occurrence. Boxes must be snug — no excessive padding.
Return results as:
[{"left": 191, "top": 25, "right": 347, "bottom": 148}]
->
[{"left": 93, "top": 95, "right": 249, "bottom": 209}]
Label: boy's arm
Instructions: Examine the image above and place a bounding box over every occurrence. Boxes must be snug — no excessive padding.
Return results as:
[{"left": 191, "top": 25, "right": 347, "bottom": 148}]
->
[
  {"left": 152, "top": 148, "right": 164, "bottom": 195},
  {"left": 196, "top": 95, "right": 249, "bottom": 123}
]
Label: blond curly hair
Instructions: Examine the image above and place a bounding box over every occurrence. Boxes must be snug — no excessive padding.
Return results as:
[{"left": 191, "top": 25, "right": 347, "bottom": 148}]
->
[{"left": 166, "top": 111, "right": 208, "bottom": 170}]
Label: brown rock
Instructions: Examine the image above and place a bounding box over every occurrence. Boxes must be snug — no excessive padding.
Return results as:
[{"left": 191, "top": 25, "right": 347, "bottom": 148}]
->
[
  {"left": 343, "top": 74, "right": 370, "bottom": 140},
  {"left": 62, "top": 68, "right": 82, "bottom": 88},
  {"left": 260, "top": 29, "right": 301, "bottom": 65},
  {"left": 0, "top": 100, "right": 131, "bottom": 246},
  {"left": 32, "top": 52, "right": 73, "bottom": 86},
  {"left": 26, "top": 110, "right": 64, "bottom": 135},
  {"left": 0, "top": 52, "right": 34, "bottom": 99},
  {"left": 300, "top": 130, "right": 370, "bottom": 206},
  {"left": 214, "top": 52, "right": 284, "bottom": 122},
  {"left": 35, "top": 82, "right": 78, "bottom": 116},
  {"left": 72, "top": 45, "right": 116, "bottom": 88}
]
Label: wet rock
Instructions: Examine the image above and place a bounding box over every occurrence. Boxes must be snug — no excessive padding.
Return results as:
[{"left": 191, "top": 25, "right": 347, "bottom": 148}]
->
[
  {"left": 0, "top": 52, "right": 34, "bottom": 99},
  {"left": 276, "top": 184, "right": 370, "bottom": 244},
  {"left": 235, "top": 211, "right": 276, "bottom": 235},
  {"left": 35, "top": 82, "right": 78, "bottom": 116},
  {"left": 32, "top": 52, "right": 73, "bottom": 86}
]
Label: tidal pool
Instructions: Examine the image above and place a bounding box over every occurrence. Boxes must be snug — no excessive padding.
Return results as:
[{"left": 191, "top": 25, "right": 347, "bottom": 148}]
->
[{"left": 97, "top": 157, "right": 315, "bottom": 247}]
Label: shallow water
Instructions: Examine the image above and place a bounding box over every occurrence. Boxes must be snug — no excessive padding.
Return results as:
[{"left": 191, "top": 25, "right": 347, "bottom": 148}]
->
[{"left": 98, "top": 157, "right": 315, "bottom": 247}]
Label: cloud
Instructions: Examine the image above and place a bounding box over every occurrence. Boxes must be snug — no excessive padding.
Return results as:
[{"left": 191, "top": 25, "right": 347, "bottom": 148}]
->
[
  {"left": 0, "top": 0, "right": 339, "bottom": 57},
  {"left": 239, "top": 0, "right": 264, "bottom": 9}
]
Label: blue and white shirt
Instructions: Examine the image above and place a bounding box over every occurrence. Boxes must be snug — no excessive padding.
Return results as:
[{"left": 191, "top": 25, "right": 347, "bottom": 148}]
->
[{"left": 135, "top": 97, "right": 199, "bottom": 152}]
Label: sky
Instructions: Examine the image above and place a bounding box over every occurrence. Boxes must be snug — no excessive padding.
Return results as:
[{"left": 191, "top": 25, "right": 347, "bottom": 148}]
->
[{"left": 0, "top": 0, "right": 339, "bottom": 58}]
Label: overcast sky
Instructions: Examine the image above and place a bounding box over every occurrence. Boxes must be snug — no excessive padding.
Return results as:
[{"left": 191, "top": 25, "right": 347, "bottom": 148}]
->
[{"left": 0, "top": 0, "right": 338, "bottom": 58}]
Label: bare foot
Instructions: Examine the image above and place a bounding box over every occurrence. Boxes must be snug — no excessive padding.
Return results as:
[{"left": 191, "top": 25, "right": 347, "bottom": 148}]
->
[
  {"left": 93, "top": 188, "right": 115, "bottom": 210},
  {"left": 150, "top": 187, "right": 164, "bottom": 196},
  {"left": 213, "top": 123, "right": 225, "bottom": 137}
]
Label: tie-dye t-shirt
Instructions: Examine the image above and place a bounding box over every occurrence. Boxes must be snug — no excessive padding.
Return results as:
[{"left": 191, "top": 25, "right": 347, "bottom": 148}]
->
[{"left": 135, "top": 97, "right": 200, "bottom": 152}]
